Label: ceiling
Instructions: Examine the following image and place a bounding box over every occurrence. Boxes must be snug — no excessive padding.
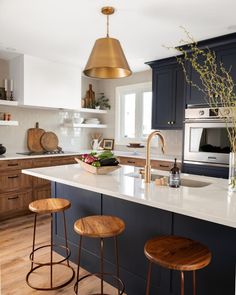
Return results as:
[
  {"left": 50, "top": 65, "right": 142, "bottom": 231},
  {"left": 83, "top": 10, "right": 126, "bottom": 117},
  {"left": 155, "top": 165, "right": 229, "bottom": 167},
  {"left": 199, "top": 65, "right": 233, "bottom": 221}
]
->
[{"left": 0, "top": 0, "right": 236, "bottom": 72}]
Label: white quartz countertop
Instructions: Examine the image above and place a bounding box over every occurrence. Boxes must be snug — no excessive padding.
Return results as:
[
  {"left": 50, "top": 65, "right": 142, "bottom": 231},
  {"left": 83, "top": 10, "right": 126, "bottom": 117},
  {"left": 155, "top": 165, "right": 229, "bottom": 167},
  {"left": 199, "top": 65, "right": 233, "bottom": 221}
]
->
[
  {"left": 0, "top": 149, "right": 181, "bottom": 162},
  {"left": 22, "top": 164, "right": 236, "bottom": 229}
]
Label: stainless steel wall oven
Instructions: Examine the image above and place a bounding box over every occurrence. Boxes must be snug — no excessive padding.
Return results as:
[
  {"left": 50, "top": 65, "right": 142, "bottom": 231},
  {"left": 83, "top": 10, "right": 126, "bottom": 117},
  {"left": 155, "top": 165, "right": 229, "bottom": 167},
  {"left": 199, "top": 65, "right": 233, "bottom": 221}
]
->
[{"left": 184, "top": 107, "right": 232, "bottom": 167}]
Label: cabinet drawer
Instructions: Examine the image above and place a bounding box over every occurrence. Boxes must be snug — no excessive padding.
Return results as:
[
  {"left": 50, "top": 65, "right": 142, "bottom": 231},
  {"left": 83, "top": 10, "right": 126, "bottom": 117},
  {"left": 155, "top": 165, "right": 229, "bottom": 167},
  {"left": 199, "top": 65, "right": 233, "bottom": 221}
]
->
[
  {"left": 0, "top": 159, "right": 33, "bottom": 171},
  {"left": 0, "top": 171, "right": 32, "bottom": 192},
  {"left": 51, "top": 156, "right": 76, "bottom": 166},
  {"left": 0, "top": 190, "right": 32, "bottom": 214},
  {"left": 33, "top": 158, "right": 52, "bottom": 168},
  {"left": 34, "top": 185, "right": 51, "bottom": 200},
  {"left": 151, "top": 160, "right": 181, "bottom": 171},
  {"left": 33, "top": 176, "right": 51, "bottom": 187},
  {"left": 118, "top": 157, "right": 145, "bottom": 167}
]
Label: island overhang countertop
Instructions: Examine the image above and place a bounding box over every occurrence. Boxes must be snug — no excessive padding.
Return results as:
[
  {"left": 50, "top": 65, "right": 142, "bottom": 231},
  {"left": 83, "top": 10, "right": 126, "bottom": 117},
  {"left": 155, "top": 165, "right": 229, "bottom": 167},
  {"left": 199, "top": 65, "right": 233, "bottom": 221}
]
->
[{"left": 22, "top": 164, "right": 236, "bottom": 229}]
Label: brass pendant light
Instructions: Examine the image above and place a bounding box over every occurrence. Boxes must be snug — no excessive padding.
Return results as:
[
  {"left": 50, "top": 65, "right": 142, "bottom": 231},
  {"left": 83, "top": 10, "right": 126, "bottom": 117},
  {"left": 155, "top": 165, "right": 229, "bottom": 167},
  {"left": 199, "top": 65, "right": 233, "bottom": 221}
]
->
[{"left": 83, "top": 6, "right": 132, "bottom": 79}]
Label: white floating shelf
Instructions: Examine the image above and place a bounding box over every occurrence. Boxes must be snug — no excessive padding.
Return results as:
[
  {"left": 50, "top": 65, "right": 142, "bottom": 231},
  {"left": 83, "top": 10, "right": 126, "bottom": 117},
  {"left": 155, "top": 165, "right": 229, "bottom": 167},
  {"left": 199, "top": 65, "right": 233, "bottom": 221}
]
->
[
  {"left": 0, "top": 120, "right": 19, "bottom": 126},
  {"left": 78, "top": 108, "right": 108, "bottom": 114},
  {"left": 0, "top": 99, "right": 18, "bottom": 106},
  {"left": 63, "top": 123, "right": 107, "bottom": 128}
]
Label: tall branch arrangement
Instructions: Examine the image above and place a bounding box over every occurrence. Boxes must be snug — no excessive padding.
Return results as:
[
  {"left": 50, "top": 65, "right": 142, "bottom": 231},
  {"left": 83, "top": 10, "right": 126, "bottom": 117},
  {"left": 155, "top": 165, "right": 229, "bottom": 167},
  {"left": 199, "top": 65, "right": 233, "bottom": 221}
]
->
[{"left": 167, "top": 28, "right": 236, "bottom": 152}]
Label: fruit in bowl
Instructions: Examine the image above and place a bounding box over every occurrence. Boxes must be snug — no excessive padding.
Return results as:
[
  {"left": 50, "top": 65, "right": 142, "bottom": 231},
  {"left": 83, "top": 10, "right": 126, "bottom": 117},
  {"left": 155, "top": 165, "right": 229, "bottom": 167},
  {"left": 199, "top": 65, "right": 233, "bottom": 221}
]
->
[{"left": 75, "top": 151, "right": 120, "bottom": 174}]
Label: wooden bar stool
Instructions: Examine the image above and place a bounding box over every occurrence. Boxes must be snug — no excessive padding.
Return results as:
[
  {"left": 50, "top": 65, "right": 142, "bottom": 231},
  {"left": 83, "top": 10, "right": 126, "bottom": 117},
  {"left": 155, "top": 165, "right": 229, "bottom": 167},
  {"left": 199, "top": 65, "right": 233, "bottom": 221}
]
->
[
  {"left": 144, "top": 236, "right": 211, "bottom": 295},
  {"left": 26, "top": 198, "right": 75, "bottom": 291},
  {"left": 74, "top": 215, "right": 125, "bottom": 295}
]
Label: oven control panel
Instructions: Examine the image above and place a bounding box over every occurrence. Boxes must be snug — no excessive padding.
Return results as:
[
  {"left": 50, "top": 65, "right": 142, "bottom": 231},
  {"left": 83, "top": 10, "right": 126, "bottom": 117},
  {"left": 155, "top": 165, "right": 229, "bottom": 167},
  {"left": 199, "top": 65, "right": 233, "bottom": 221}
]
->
[{"left": 185, "top": 107, "right": 231, "bottom": 119}]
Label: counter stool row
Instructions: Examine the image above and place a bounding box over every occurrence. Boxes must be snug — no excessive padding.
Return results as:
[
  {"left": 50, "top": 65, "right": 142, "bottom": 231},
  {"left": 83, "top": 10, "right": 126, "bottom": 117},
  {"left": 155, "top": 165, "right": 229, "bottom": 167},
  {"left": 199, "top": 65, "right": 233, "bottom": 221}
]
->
[{"left": 26, "top": 198, "right": 212, "bottom": 294}]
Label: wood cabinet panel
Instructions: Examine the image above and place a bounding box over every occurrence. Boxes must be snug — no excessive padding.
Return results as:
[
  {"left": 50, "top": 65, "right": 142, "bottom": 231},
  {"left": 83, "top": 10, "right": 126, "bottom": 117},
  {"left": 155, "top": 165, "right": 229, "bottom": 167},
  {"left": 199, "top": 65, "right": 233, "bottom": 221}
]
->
[
  {"left": 0, "top": 171, "right": 32, "bottom": 192},
  {"left": 118, "top": 157, "right": 145, "bottom": 167},
  {"left": 34, "top": 185, "right": 51, "bottom": 200},
  {"left": 0, "top": 159, "right": 33, "bottom": 171},
  {"left": 50, "top": 156, "right": 76, "bottom": 166},
  {"left": 0, "top": 190, "right": 32, "bottom": 215},
  {"left": 32, "top": 176, "right": 51, "bottom": 187}
]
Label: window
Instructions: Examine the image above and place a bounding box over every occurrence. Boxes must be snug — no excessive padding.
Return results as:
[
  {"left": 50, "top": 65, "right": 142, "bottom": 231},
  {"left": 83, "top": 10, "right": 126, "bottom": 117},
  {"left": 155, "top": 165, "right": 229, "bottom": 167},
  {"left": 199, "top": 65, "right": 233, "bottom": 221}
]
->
[{"left": 115, "top": 82, "right": 152, "bottom": 144}]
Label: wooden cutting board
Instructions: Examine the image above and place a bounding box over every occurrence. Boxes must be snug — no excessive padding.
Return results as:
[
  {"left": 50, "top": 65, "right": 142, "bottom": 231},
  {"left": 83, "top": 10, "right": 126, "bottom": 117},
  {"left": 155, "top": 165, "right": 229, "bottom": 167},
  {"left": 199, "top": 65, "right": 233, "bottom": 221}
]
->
[
  {"left": 40, "top": 132, "right": 59, "bottom": 151},
  {"left": 27, "top": 122, "right": 45, "bottom": 152}
]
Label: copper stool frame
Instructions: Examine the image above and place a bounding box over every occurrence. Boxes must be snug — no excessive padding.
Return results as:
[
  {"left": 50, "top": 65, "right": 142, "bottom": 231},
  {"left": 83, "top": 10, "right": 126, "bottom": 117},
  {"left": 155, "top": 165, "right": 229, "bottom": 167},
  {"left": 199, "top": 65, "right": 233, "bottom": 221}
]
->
[
  {"left": 26, "top": 211, "right": 75, "bottom": 291},
  {"left": 74, "top": 235, "right": 125, "bottom": 295},
  {"left": 145, "top": 262, "right": 196, "bottom": 295}
]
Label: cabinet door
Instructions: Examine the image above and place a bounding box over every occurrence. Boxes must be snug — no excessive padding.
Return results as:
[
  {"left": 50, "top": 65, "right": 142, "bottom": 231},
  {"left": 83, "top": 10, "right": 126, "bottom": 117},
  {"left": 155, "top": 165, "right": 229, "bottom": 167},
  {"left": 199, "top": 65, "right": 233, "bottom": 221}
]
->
[
  {"left": 172, "top": 67, "right": 184, "bottom": 128},
  {"left": 152, "top": 68, "right": 173, "bottom": 129},
  {"left": 217, "top": 45, "right": 236, "bottom": 94},
  {"left": 185, "top": 58, "right": 208, "bottom": 106}
]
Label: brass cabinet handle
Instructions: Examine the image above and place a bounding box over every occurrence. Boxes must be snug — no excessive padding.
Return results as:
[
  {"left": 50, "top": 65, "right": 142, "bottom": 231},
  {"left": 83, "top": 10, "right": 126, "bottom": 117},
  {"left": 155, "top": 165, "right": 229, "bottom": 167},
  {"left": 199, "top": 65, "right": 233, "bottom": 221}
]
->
[
  {"left": 159, "top": 164, "right": 170, "bottom": 168},
  {"left": 8, "top": 196, "right": 19, "bottom": 200},
  {"left": 8, "top": 175, "right": 19, "bottom": 179}
]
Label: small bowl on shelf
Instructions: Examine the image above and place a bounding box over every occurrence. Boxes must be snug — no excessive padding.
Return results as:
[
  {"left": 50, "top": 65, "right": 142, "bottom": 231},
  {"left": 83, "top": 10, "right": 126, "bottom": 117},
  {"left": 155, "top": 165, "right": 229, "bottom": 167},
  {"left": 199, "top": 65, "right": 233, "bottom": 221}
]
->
[{"left": 75, "top": 158, "right": 120, "bottom": 175}]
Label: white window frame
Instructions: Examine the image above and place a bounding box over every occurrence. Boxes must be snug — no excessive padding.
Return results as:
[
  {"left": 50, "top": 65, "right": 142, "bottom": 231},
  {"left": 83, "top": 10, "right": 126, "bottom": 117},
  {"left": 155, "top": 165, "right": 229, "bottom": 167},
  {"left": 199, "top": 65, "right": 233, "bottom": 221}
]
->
[{"left": 115, "top": 82, "right": 152, "bottom": 145}]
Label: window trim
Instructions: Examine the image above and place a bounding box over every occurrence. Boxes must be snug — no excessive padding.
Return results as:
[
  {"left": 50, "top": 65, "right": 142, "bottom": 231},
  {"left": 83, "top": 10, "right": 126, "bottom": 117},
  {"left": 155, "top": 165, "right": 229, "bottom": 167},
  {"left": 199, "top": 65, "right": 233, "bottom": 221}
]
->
[{"left": 115, "top": 82, "right": 152, "bottom": 145}]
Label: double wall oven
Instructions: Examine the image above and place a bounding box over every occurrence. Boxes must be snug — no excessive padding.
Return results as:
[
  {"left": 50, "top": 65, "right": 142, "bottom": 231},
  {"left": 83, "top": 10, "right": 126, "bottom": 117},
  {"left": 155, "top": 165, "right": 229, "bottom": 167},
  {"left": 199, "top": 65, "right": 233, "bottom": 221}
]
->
[{"left": 184, "top": 107, "right": 232, "bottom": 168}]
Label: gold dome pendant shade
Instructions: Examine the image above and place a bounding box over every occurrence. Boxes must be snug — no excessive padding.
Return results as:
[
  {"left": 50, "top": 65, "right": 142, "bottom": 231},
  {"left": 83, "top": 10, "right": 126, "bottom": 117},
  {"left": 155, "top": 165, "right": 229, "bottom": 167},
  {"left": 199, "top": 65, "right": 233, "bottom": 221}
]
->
[{"left": 83, "top": 7, "right": 132, "bottom": 79}]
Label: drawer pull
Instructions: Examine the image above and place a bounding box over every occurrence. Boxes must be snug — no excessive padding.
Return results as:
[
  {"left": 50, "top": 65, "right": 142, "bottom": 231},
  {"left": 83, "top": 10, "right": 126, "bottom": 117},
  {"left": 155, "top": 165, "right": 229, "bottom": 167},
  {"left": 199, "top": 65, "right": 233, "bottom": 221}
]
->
[
  {"left": 8, "top": 196, "right": 19, "bottom": 200},
  {"left": 8, "top": 175, "right": 19, "bottom": 179},
  {"left": 127, "top": 161, "right": 136, "bottom": 164},
  {"left": 159, "top": 164, "right": 170, "bottom": 168},
  {"left": 8, "top": 163, "right": 19, "bottom": 167}
]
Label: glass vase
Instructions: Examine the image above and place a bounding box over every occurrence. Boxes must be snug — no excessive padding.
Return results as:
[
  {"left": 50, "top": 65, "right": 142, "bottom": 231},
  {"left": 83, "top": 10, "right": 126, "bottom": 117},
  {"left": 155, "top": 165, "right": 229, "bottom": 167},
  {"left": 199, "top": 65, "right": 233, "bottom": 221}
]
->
[{"left": 228, "top": 152, "right": 236, "bottom": 192}]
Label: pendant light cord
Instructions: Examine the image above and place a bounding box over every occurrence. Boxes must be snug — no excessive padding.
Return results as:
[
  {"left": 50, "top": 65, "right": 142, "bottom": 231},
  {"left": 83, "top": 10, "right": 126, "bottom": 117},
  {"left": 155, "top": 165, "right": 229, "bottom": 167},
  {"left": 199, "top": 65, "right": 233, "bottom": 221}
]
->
[{"left": 106, "top": 14, "right": 109, "bottom": 37}]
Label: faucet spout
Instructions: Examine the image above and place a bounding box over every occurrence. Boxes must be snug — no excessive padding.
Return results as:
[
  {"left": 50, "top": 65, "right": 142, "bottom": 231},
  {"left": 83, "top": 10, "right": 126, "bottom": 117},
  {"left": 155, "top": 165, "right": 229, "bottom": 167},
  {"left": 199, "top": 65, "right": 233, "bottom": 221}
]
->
[{"left": 144, "top": 131, "right": 165, "bottom": 183}]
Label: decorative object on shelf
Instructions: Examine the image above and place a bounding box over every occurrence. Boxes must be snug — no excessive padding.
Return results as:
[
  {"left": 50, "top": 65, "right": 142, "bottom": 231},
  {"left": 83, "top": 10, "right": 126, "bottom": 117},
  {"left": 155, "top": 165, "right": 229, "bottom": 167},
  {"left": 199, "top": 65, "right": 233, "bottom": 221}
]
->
[
  {"left": 91, "top": 133, "right": 103, "bottom": 151},
  {"left": 10, "top": 80, "right": 14, "bottom": 101},
  {"left": 84, "top": 118, "right": 100, "bottom": 124},
  {"left": 0, "top": 87, "right": 6, "bottom": 100},
  {"left": 83, "top": 6, "right": 132, "bottom": 79},
  {"left": 82, "top": 84, "right": 95, "bottom": 109},
  {"left": 102, "top": 138, "right": 114, "bottom": 150},
  {"left": 95, "top": 93, "right": 111, "bottom": 110},
  {"left": 169, "top": 28, "right": 236, "bottom": 191},
  {"left": 0, "top": 144, "right": 6, "bottom": 155},
  {"left": 126, "top": 143, "right": 145, "bottom": 155},
  {"left": 4, "top": 79, "right": 8, "bottom": 99}
]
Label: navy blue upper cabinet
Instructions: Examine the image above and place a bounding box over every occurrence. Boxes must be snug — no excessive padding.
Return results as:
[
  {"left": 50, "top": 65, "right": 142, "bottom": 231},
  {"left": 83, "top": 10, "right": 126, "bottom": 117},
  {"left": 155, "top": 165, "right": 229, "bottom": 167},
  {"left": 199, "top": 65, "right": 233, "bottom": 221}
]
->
[
  {"left": 184, "top": 33, "right": 236, "bottom": 106},
  {"left": 147, "top": 58, "right": 184, "bottom": 130}
]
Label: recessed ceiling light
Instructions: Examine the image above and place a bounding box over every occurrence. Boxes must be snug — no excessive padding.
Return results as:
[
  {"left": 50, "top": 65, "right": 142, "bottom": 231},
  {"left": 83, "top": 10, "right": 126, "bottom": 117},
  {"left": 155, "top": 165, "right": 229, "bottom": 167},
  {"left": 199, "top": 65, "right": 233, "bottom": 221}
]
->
[{"left": 227, "top": 25, "right": 236, "bottom": 31}]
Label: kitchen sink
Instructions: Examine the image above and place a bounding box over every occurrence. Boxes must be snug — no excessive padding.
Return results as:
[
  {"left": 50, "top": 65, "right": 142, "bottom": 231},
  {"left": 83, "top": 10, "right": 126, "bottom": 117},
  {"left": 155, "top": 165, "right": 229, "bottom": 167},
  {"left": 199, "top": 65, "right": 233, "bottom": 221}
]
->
[{"left": 125, "top": 172, "right": 211, "bottom": 188}]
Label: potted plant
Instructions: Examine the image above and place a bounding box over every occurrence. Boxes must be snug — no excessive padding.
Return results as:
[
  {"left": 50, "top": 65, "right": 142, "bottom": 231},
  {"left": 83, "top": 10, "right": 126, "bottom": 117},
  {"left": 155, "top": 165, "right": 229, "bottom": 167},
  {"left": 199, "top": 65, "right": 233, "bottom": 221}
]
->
[
  {"left": 168, "top": 28, "right": 236, "bottom": 191},
  {"left": 95, "top": 93, "right": 111, "bottom": 110}
]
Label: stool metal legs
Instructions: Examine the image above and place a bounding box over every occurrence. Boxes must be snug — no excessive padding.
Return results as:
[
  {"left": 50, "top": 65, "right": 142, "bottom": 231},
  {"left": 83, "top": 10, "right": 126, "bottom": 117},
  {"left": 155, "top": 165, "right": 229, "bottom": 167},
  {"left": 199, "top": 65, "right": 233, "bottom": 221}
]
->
[
  {"left": 74, "top": 236, "right": 125, "bottom": 295},
  {"left": 145, "top": 262, "right": 152, "bottom": 295},
  {"left": 181, "top": 271, "right": 184, "bottom": 295},
  {"left": 145, "top": 265, "right": 196, "bottom": 295},
  {"left": 26, "top": 211, "right": 75, "bottom": 291}
]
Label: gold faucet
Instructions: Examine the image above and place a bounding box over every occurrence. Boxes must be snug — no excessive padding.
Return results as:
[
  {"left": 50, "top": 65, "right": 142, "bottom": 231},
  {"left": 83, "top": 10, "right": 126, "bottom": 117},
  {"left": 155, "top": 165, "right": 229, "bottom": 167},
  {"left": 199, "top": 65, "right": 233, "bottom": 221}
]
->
[{"left": 144, "top": 131, "right": 165, "bottom": 183}]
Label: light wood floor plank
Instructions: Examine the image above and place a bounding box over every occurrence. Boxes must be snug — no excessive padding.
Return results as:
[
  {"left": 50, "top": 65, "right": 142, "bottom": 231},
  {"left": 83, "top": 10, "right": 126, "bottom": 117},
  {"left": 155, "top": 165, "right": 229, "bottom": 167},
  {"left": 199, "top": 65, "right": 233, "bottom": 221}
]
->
[{"left": 0, "top": 214, "right": 123, "bottom": 295}]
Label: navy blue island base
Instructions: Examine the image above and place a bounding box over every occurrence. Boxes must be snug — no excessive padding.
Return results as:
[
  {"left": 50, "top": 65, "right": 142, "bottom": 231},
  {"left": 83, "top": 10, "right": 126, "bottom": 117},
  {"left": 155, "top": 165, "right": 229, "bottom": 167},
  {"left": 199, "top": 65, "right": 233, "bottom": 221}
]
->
[{"left": 52, "top": 182, "right": 236, "bottom": 295}]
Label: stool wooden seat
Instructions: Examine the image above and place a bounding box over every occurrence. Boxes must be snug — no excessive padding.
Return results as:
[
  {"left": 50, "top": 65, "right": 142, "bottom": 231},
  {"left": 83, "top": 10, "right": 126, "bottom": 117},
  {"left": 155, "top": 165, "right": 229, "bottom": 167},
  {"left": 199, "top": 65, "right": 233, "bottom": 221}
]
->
[
  {"left": 29, "top": 198, "right": 71, "bottom": 214},
  {"left": 144, "top": 236, "right": 211, "bottom": 295},
  {"left": 74, "top": 215, "right": 125, "bottom": 238},
  {"left": 26, "top": 198, "right": 74, "bottom": 291},
  {"left": 74, "top": 215, "right": 125, "bottom": 295}
]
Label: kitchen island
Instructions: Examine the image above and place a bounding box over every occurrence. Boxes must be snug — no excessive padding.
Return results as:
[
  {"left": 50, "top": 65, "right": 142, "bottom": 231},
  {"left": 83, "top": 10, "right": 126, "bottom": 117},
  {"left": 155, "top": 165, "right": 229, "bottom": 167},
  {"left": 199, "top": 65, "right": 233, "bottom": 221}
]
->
[{"left": 23, "top": 164, "right": 236, "bottom": 295}]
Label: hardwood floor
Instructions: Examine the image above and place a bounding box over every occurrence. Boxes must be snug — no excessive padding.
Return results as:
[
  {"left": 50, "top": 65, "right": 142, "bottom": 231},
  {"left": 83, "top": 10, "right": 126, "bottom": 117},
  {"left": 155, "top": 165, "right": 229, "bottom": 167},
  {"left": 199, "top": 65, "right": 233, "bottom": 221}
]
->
[{"left": 0, "top": 214, "right": 120, "bottom": 295}]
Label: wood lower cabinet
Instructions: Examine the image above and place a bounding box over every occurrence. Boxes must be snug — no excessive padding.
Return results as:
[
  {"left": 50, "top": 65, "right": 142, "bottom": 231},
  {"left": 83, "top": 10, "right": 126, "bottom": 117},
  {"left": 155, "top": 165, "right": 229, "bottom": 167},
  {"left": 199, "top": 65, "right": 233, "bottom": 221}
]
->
[
  {"left": 118, "top": 156, "right": 180, "bottom": 171},
  {"left": 0, "top": 190, "right": 33, "bottom": 219},
  {"left": 0, "top": 155, "right": 79, "bottom": 220}
]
